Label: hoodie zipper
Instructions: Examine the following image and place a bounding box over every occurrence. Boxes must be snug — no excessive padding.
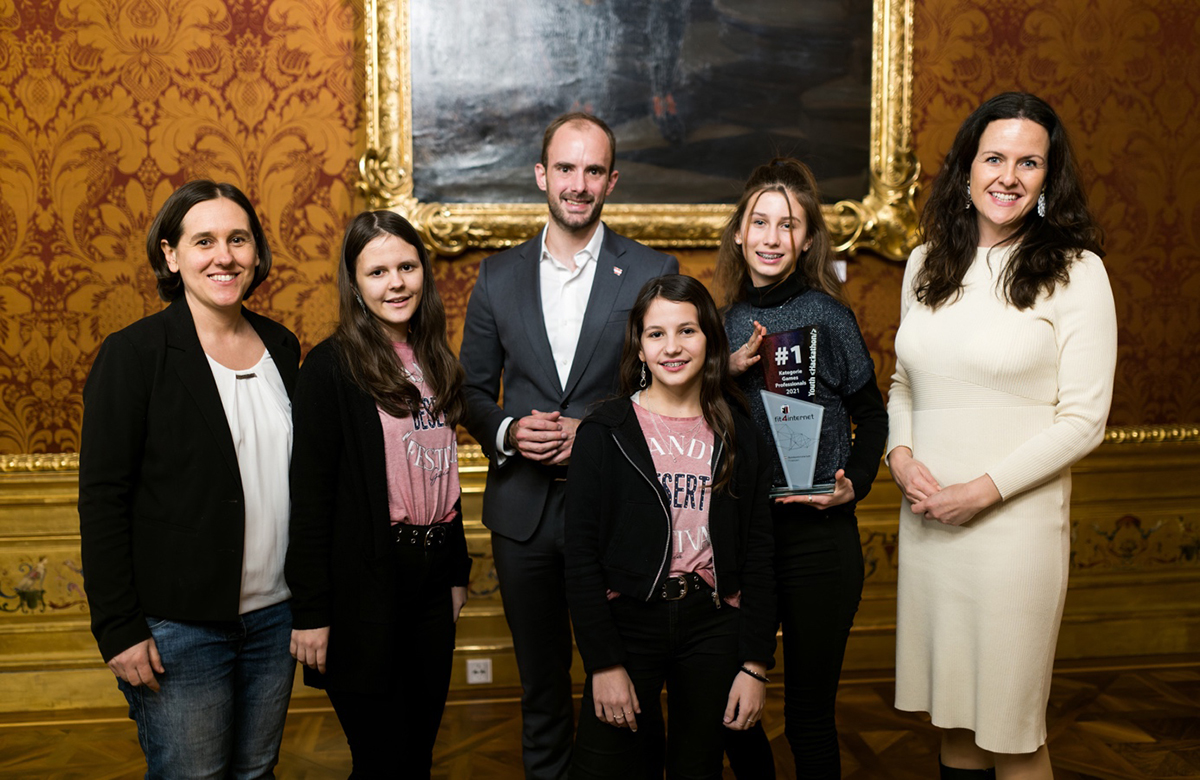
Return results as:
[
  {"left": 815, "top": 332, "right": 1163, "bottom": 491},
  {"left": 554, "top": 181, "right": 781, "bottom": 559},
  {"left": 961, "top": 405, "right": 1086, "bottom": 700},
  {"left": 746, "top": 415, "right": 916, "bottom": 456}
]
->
[
  {"left": 708, "top": 438, "right": 723, "bottom": 609},
  {"left": 610, "top": 432, "right": 674, "bottom": 602}
]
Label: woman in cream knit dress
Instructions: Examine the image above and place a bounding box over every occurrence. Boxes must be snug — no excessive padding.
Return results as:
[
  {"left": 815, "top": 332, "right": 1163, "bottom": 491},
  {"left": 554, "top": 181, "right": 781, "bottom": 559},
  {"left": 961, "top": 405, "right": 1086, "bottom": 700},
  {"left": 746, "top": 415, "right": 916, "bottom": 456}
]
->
[{"left": 887, "top": 93, "right": 1116, "bottom": 779}]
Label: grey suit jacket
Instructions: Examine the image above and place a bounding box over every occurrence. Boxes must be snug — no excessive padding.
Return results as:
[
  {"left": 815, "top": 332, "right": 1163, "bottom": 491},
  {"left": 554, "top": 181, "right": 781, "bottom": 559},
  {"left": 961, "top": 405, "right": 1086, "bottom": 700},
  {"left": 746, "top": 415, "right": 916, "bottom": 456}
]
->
[{"left": 460, "top": 225, "right": 678, "bottom": 541}]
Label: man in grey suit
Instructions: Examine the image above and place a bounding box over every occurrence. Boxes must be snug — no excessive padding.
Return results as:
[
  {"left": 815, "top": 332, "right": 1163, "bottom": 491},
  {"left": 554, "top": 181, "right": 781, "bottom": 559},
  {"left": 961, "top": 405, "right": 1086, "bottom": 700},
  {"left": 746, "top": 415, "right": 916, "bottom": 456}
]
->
[{"left": 460, "top": 113, "right": 678, "bottom": 778}]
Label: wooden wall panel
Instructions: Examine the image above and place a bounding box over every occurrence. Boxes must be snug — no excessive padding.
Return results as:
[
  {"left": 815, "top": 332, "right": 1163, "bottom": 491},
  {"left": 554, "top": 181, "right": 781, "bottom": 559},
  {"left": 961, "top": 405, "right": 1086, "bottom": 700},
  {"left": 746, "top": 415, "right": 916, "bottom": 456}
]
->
[{"left": 1, "top": 437, "right": 1196, "bottom": 710}]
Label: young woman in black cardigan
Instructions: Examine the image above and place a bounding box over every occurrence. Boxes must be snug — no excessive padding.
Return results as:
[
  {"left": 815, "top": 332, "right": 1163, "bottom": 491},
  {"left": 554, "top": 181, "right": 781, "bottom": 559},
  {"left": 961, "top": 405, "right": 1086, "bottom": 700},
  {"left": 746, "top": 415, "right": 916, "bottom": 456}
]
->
[
  {"left": 565, "top": 274, "right": 777, "bottom": 779},
  {"left": 285, "top": 211, "right": 471, "bottom": 778}
]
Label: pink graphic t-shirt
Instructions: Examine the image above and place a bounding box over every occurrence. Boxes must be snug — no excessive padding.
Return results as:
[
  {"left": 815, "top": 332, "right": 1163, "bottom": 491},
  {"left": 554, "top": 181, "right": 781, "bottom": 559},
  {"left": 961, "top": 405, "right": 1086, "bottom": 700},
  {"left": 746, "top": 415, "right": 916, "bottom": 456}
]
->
[
  {"left": 378, "top": 342, "right": 459, "bottom": 527},
  {"left": 629, "top": 396, "right": 740, "bottom": 608}
]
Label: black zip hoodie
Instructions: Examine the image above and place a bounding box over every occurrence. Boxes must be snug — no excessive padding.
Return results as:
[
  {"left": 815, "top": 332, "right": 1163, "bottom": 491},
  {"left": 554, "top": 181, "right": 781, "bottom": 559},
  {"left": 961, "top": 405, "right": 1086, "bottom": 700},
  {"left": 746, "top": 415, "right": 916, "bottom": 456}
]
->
[{"left": 564, "top": 396, "right": 778, "bottom": 674}]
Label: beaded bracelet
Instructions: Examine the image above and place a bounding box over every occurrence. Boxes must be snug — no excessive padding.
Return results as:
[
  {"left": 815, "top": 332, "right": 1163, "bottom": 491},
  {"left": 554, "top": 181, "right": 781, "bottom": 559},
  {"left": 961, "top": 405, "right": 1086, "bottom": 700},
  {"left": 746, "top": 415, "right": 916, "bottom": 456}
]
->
[{"left": 739, "top": 666, "right": 770, "bottom": 684}]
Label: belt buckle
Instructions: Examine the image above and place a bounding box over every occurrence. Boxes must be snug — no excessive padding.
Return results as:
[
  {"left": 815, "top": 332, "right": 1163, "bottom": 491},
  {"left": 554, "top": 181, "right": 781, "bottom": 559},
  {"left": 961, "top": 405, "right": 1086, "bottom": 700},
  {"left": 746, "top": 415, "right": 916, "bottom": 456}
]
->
[
  {"left": 425, "top": 524, "right": 448, "bottom": 550},
  {"left": 662, "top": 574, "right": 689, "bottom": 601}
]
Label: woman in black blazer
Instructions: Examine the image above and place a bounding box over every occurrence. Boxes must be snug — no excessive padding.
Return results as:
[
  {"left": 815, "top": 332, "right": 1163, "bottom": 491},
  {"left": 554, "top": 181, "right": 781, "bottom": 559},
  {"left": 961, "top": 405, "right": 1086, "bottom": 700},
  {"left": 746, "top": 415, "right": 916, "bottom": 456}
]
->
[
  {"left": 78, "top": 181, "right": 300, "bottom": 778},
  {"left": 286, "top": 211, "right": 471, "bottom": 778}
]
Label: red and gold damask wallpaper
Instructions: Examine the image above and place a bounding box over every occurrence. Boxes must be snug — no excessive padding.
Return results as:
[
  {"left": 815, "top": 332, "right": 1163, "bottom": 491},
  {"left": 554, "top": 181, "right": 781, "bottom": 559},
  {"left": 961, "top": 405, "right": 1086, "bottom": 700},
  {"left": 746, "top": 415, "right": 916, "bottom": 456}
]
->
[
  {"left": 0, "top": 0, "right": 362, "bottom": 452},
  {"left": 0, "top": 0, "right": 1196, "bottom": 455}
]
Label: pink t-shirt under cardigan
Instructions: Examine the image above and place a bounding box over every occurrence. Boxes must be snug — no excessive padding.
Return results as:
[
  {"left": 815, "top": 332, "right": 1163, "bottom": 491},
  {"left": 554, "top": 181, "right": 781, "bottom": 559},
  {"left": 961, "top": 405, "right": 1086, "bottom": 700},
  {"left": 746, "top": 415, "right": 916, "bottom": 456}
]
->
[{"left": 378, "top": 342, "right": 459, "bottom": 527}]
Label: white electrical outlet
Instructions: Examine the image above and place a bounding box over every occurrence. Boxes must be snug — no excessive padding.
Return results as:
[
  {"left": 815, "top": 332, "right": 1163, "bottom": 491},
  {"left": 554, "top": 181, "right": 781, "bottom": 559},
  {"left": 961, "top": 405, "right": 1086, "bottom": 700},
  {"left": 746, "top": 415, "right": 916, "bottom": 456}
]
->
[{"left": 466, "top": 658, "right": 492, "bottom": 684}]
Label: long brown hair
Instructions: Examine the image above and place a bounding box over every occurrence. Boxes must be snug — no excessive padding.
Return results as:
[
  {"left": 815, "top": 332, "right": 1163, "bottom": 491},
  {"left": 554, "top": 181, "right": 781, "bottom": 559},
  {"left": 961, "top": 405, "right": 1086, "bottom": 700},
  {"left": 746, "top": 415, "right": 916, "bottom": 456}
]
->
[
  {"left": 713, "top": 157, "right": 843, "bottom": 307},
  {"left": 332, "top": 211, "right": 465, "bottom": 425},
  {"left": 917, "top": 92, "right": 1103, "bottom": 310},
  {"left": 617, "top": 275, "right": 746, "bottom": 493}
]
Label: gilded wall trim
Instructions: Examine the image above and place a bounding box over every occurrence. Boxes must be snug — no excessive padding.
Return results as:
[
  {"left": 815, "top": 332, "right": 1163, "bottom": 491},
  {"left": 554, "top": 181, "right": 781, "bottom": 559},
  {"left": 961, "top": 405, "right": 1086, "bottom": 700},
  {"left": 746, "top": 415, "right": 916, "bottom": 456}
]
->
[
  {"left": 1103, "top": 426, "right": 1200, "bottom": 445},
  {"left": 0, "top": 424, "right": 1194, "bottom": 474},
  {"left": 0, "top": 455, "right": 80, "bottom": 473},
  {"left": 358, "top": 0, "right": 920, "bottom": 258}
]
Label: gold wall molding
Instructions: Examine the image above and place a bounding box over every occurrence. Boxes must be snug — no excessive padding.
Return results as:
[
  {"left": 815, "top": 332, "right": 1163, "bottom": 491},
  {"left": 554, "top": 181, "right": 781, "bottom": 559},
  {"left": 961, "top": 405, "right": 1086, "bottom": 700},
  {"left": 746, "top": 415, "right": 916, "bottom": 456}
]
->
[
  {"left": 1103, "top": 425, "right": 1200, "bottom": 445},
  {"left": 358, "top": 0, "right": 919, "bottom": 258},
  {"left": 0, "top": 455, "right": 80, "bottom": 473},
  {"left": 0, "top": 422, "right": 1192, "bottom": 475}
]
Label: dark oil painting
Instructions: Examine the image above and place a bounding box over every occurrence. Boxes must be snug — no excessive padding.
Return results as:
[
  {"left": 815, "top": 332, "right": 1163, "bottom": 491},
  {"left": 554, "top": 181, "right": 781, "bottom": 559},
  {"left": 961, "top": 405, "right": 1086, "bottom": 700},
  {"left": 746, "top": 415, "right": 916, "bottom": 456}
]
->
[{"left": 411, "top": 0, "right": 874, "bottom": 206}]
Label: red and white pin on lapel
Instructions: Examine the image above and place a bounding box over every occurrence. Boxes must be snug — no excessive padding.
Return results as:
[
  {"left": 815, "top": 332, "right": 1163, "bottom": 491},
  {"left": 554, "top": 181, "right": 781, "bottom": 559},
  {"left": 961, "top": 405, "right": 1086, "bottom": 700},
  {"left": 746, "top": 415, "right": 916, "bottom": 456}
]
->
[{"left": 613, "top": 266, "right": 623, "bottom": 276}]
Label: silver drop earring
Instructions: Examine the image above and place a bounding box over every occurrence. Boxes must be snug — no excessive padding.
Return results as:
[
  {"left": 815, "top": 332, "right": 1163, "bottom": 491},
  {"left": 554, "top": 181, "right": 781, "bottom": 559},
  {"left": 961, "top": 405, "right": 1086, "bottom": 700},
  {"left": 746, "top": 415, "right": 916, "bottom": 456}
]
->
[
  {"left": 965, "top": 179, "right": 972, "bottom": 210},
  {"left": 639, "top": 362, "right": 648, "bottom": 389},
  {"left": 354, "top": 291, "right": 368, "bottom": 314},
  {"left": 1037, "top": 192, "right": 1047, "bottom": 218}
]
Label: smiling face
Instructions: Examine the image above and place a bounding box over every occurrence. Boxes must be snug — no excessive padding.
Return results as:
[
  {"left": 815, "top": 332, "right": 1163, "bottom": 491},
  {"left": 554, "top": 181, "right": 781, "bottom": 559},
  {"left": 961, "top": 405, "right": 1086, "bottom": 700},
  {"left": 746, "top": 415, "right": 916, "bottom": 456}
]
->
[
  {"left": 535, "top": 121, "right": 619, "bottom": 235},
  {"left": 970, "top": 118, "right": 1050, "bottom": 246},
  {"left": 162, "top": 197, "right": 259, "bottom": 314},
  {"left": 735, "top": 189, "right": 812, "bottom": 287},
  {"left": 354, "top": 232, "right": 425, "bottom": 342},
  {"left": 638, "top": 298, "right": 707, "bottom": 399}
]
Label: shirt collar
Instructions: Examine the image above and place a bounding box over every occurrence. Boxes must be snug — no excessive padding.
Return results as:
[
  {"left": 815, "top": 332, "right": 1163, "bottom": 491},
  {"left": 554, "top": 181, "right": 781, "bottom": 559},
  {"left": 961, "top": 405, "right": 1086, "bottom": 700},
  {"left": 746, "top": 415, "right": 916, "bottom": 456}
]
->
[{"left": 540, "top": 222, "right": 606, "bottom": 271}]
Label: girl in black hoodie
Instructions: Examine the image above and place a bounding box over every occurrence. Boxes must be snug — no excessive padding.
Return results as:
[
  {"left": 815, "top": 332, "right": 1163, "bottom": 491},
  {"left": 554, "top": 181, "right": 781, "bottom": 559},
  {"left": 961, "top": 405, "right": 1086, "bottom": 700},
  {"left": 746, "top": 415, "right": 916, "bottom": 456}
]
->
[{"left": 565, "top": 274, "right": 777, "bottom": 779}]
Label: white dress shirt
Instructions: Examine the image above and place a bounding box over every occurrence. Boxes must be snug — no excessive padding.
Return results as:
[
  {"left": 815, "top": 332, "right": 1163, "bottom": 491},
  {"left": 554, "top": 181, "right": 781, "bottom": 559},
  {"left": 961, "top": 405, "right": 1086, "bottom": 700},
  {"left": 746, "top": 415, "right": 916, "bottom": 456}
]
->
[{"left": 496, "top": 223, "right": 606, "bottom": 456}]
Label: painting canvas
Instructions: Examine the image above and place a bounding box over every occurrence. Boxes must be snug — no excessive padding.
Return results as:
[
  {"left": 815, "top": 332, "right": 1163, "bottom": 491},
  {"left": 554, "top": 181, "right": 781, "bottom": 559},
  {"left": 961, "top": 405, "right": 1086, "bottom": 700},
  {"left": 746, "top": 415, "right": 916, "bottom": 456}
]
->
[{"left": 410, "top": 0, "right": 873, "bottom": 206}]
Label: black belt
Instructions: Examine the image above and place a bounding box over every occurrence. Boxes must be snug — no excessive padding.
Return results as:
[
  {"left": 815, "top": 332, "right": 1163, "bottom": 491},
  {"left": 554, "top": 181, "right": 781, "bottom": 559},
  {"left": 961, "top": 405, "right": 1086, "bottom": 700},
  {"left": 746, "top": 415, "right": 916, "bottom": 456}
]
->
[
  {"left": 658, "top": 572, "right": 712, "bottom": 601},
  {"left": 393, "top": 522, "right": 449, "bottom": 550}
]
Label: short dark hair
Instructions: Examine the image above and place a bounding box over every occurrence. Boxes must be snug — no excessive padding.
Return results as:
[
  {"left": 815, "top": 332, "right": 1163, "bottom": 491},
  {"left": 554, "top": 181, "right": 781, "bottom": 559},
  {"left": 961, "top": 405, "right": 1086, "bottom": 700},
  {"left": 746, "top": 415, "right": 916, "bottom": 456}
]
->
[
  {"left": 145, "top": 180, "right": 272, "bottom": 302},
  {"left": 540, "top": 112, "right": 617, "bottom": 170}
]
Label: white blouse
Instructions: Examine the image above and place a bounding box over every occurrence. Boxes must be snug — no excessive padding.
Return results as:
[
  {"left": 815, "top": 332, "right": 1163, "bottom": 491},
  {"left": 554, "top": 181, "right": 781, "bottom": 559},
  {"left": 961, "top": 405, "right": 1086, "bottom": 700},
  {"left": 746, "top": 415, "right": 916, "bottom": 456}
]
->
[{"left": 206, "top": 349, "right": 293, "bottom": 613}]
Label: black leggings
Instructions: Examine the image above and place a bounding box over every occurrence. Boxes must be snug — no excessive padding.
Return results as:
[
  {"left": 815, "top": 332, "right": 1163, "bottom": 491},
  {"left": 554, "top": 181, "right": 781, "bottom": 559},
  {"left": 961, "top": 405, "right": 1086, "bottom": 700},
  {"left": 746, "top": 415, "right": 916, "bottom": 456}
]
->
[
  {"left": 725, "top": 503, "right": 864, "bottom": 778},
  {"left": 326, "top": 543, "right": 457, "bottom": 779}
]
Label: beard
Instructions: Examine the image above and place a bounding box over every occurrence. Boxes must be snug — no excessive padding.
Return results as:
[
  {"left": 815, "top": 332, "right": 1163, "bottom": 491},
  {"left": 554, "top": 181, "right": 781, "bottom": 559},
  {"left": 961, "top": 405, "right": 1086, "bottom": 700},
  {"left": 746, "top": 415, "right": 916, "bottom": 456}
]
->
[{"left": 546, "top": 190, "right": 606, "bottom": 234}]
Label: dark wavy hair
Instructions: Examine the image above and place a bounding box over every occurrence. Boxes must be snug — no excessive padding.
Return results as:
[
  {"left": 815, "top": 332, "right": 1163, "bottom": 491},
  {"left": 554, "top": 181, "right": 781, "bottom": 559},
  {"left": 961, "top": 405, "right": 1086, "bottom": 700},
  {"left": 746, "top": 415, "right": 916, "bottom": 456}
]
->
[
  {"left": 917, "top": 92, "right": 1104, "bottom": 310},
  {"left": 713, "top": 157, "right": 843, "bottom": 308},
  {"left": 618, "top": 275, "right": 746, "bottom": 493},
  {"left": 332, "top": 211, "right": 465, "bottom": 425},
  {"left": 146, "top": 180, "right": 272, "bottom": 303}
]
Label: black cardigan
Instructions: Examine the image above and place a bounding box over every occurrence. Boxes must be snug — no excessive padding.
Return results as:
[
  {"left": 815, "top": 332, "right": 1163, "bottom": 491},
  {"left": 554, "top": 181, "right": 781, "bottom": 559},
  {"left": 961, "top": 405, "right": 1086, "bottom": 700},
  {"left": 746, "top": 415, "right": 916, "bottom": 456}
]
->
[
  {"left": 285, "top": 338, "right": 471, "bottom": 692},
  {"left": 78, "top": 298, "right": 300, "bottom": 662},
  {"left": 564, "top": 396, "right": 777, "bottom": 674}
]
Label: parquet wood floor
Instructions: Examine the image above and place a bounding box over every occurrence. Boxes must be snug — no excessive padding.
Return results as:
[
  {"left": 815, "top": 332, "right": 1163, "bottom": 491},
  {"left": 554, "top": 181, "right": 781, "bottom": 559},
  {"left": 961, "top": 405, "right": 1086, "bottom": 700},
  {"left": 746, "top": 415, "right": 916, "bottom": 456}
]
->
[{"left": 1, "top": 656, "right": 1196, "bottom": 779}]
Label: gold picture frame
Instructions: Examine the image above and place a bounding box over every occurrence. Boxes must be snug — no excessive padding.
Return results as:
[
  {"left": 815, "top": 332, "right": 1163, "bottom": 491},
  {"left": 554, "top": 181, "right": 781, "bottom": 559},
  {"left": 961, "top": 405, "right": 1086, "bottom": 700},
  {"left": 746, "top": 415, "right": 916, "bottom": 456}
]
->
[{"left": 359, "top": 0, "right": 919, "bottom": 259}]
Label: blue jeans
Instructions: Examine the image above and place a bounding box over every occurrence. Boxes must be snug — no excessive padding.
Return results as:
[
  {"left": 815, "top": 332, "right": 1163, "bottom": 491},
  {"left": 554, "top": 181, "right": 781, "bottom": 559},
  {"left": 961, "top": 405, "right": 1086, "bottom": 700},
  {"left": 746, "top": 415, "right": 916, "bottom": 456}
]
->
[{"left": 118, "top": 601, "right": 294, "bottom": 780}]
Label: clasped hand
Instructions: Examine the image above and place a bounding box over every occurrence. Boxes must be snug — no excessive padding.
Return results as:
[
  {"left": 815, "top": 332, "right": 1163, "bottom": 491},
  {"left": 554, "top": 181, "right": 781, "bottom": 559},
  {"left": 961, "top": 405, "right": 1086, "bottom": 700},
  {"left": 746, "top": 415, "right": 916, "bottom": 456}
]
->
[
  {"left": 509, "top": 410, "right": 579, "bottom": 465},
  {"left": 888, "top": 447, "right": 1000, "bottom": 527}
]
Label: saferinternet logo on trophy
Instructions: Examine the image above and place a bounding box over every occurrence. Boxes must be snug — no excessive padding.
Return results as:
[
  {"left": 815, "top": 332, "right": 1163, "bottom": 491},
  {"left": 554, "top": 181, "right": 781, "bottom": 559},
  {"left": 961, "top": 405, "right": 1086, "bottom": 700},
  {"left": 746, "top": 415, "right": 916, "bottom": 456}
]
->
[{"left": 758, "top": 326, "right": 832, "bottom": 497}]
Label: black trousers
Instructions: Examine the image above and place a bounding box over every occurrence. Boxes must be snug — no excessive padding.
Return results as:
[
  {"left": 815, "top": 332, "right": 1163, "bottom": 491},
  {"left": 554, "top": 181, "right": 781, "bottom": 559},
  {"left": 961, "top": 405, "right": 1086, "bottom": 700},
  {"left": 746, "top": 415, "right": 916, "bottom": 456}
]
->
[
  {"left": 725, "top": 503, "right": 864, "bottom": 778},
  {"left": 491, "top": 482, "right": 576, "bottom": 779},
  {"left": 571, "top": 589, "right": 741, "bottom": 780},
  {"left": 326, "top": 538, "right": 457, "bottom": 779}
]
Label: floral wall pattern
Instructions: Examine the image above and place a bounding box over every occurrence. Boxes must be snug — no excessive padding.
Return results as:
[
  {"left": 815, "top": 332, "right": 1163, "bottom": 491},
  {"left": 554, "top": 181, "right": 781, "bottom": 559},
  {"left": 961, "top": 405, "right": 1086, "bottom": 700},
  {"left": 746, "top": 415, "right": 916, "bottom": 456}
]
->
[
  {"left": 0, "top": 0, "right": 1196, "bottom": 456},
  {"left": 0, "top": 0, "right": 362, "bottom": 453}
]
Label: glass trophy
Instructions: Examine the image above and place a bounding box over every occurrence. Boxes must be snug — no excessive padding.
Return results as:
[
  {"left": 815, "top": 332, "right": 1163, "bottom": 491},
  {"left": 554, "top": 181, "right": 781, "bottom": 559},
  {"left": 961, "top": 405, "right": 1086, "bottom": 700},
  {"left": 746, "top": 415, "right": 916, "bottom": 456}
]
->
[{"left": 758, "top": 326, "right": 834, "bottom": 497}]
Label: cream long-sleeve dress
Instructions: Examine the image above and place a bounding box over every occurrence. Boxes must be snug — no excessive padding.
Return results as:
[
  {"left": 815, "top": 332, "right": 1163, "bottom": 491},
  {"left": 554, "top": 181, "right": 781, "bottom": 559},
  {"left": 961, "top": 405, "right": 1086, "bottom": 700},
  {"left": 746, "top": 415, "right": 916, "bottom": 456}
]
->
[{"left": 888, "top": 245, "right": 1116, "bottom": 754}]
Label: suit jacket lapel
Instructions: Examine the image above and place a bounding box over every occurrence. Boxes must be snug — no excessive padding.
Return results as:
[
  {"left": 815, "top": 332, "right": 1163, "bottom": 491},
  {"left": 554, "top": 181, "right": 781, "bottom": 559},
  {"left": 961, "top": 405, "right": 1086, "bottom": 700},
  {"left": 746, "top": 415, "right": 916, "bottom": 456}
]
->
[
  {"left": 563, "top": 227, "right": 630, "bottom": 399},
  {"left": 163, "top": 298, "right": 242, "bottom": 485},
  {"left": 516, "top": 236, "right": 564, "bottom": 394}
]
